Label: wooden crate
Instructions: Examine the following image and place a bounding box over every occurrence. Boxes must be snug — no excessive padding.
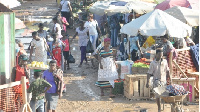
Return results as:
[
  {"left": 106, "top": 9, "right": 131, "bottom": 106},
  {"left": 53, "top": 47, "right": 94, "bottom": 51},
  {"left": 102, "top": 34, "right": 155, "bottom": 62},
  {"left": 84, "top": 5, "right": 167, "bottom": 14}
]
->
[
  {"left": 124, "top": 74, "right": 150, "bottom": 100},
  {"left": 172, "top": 78, "right": 196, "bottom": 102},
  {"left": 138, "top": 67, "right": 149, "bottom": 74}
]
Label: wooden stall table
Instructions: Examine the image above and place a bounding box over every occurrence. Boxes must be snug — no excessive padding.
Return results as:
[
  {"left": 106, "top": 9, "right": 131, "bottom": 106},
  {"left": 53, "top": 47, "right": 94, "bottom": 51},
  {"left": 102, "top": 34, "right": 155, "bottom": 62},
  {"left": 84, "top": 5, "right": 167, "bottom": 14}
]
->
[
  {"left": 187, "top": 72, "right": 199, "bottom": 97},
  {"left": 124, "top": 74, "right": 150, "bottom": 100}
]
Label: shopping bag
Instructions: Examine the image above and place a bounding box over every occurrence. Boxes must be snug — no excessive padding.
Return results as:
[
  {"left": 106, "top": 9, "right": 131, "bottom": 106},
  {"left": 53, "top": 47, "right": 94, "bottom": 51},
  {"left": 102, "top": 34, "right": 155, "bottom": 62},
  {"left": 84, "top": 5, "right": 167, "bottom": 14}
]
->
[
  {"left": 86, "top": 40, "right": 94, "bottom": 53},
  {"left": 68, "top": 53, "right": 75, "bottom": 63}
]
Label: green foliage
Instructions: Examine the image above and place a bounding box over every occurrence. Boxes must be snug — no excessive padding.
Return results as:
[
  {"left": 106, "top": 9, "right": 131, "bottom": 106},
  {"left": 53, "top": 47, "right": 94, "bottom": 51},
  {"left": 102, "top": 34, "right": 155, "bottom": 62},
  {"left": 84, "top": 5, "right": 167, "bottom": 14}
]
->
[{"left": 132, "top": 62, "right": 149, "bottom": 68}]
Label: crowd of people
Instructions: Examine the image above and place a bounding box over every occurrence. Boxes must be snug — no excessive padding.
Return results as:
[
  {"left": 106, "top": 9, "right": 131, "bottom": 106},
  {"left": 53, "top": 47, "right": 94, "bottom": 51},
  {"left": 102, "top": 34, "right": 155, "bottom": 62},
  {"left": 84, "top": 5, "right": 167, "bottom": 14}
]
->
[{"left": 12, "top": 0, "right": 199, "bottom": 112}]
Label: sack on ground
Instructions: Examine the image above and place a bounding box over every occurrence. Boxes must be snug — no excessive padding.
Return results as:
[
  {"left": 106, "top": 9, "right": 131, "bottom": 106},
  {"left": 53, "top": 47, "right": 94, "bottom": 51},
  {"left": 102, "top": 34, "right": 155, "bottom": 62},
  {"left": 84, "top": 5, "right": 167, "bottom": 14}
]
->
[{"left": 86, "top": 40, "right": 94, "bottom": 53}]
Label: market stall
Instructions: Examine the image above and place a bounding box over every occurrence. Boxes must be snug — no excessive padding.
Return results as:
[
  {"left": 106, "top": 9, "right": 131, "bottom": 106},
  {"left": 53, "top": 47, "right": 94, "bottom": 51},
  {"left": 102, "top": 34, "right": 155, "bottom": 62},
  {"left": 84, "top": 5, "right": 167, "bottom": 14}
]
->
[
  {"left": 120, "top": 9, "right": 198, "bottom": 102},
  {"left": 169, "top": 46, "right": 199, "bottom": 102}
]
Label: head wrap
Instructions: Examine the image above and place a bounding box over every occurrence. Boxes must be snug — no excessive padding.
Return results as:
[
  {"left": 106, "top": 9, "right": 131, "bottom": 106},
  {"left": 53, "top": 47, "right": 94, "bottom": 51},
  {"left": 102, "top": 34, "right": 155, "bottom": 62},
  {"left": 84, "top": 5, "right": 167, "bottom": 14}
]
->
[{"left": 104, "top": 38, "right": 111, "bottom": 42}]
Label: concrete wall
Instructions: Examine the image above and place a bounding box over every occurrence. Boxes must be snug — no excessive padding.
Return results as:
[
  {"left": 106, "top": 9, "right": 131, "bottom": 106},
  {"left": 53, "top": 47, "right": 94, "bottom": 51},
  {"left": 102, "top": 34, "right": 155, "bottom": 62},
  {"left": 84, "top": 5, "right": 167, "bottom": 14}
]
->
[{"left": 0, "top": 12, "right": 15, "bottom": 84}]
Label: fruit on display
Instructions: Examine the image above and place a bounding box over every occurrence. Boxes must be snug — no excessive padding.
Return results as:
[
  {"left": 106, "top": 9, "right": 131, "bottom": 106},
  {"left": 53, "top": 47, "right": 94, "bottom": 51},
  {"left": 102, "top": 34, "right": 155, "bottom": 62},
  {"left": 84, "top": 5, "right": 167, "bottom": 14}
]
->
[
  {"left": 133, "top": 58, "right": 150, "bottom": 68},
  {"left": 27, "top": 61, "right": 49, "bottom": 69},
  {"left": 134, "top": 58, "right": 150, "bottom": 65},
  {"left": 132, "top": 62, "right": 150, "bottom": 68}
]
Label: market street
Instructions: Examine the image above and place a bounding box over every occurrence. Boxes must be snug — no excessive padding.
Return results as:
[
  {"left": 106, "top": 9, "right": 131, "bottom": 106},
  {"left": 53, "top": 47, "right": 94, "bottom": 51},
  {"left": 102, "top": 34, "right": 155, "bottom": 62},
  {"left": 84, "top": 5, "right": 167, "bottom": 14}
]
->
[{"left": 0, "top": 0, "right": 199, "bottom": 112}]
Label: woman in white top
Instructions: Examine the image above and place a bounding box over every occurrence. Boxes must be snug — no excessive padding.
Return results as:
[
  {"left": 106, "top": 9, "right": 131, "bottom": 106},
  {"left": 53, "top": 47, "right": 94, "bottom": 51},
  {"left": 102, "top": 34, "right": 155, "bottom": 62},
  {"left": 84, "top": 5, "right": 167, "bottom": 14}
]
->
[
  {"left": 52, "top": 17, "right": 62, "bottom": 39},
  {"left": 60, "top": 0, "right": 72, "bottom": 26},
  {"left": 72, "top": 21, "right": 89, "bottom": 67},
  {"left": 29, "top": 32, "right": 51, "bottom": 64},
  {"left": 37, "top": 23, "right": 48, "bottom": 40},
  {"left": 84, "top": 14, "right": 101, "bottom": 55}
]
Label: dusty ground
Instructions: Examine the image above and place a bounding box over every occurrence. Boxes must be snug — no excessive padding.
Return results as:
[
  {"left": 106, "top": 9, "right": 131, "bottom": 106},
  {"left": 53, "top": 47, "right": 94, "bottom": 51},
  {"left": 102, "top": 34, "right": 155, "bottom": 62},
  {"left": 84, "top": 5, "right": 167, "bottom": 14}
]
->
[{"left": 12, "top": 0, "right": 199, "bottom": 112}]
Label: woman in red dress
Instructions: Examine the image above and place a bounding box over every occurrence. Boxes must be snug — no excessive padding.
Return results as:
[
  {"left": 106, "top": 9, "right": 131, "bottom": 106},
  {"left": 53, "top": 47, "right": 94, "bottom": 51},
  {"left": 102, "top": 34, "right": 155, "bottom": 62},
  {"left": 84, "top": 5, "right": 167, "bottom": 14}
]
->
[{"left": 52, "top": 33, "right": 66, "bottom": 69}]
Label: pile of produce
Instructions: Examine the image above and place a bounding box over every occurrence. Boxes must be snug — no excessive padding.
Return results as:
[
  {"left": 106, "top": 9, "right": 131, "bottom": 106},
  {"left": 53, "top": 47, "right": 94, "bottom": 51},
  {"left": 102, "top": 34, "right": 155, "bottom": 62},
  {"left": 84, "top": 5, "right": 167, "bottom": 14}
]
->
[
  {"left": 132, "top": 58, "right": 150, "bottom": 68},
  {"left": 132, "top": 62, "right": 149, "bottom": 68},
  {"left": 28, "top": 61, "right": 49, "bottom": 69},
  {"left": 112, "top": 79, "right": 124, "bottom": 95}
]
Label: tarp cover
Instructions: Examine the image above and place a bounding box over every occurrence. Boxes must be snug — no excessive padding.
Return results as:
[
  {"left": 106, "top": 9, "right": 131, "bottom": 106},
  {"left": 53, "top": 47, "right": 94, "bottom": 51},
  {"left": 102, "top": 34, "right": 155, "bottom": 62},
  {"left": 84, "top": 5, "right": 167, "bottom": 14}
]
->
[{"left": 164, "top": 6, "right": 199, "bottom": 26}]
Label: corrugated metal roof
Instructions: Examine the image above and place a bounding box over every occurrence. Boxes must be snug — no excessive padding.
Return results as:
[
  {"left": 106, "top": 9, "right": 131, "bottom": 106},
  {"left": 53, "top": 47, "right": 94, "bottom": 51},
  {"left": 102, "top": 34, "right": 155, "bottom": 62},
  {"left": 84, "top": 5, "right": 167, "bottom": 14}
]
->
[{"left": 0, "top": 3, "right": 13, "bottom": 12}]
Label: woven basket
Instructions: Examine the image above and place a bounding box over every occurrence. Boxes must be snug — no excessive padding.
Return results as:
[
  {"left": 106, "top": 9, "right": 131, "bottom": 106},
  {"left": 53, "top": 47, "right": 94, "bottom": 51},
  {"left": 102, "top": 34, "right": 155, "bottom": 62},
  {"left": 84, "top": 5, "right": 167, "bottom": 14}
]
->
[
  {"left": 138, "top": 67, "right": 149, "bottom": 74},
  {"left": 132, "top": 67, "right": 138, "bottom": 74}
]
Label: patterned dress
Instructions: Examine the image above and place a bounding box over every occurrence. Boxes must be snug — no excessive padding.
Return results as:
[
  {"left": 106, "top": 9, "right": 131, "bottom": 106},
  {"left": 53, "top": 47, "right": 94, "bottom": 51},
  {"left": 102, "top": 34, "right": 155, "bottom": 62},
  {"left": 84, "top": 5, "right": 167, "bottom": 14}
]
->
[
  {"left": 52, "top": 40, "right": 64, "bottom": 69},
  {"left": 31, "top": 38, "right": 47, "bottom": 64},
  {"left": 98, "top": 48, "right": 118, "bottom": 87}
]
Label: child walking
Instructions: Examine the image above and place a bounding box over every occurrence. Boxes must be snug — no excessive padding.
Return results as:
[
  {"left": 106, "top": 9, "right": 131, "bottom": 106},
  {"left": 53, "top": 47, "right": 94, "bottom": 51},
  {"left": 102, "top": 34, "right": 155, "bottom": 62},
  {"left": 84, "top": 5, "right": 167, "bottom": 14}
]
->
[
  {"left": 61, "top": 30, "right": 70, "bottom": 72},
  {"left": 27, "top": 71, "right": 52, "bottom": 112}
]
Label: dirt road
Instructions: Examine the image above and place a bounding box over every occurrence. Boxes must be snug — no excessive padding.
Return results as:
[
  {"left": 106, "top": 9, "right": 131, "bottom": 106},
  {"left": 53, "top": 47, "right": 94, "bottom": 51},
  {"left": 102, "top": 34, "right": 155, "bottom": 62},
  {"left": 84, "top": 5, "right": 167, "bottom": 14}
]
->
[
  {"left": 57, "top": 30, "right": 199, "bottom": 112},
  {"left": 12, "top": 0, "right": 199, "bottom": 112}
]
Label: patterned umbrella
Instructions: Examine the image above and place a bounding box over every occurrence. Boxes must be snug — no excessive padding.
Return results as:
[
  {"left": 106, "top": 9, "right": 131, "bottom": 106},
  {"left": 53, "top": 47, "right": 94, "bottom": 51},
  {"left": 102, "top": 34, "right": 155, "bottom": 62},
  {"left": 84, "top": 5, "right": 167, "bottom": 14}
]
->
[{"left": 155, "top": 0, "right": 190, "bottom": 11}]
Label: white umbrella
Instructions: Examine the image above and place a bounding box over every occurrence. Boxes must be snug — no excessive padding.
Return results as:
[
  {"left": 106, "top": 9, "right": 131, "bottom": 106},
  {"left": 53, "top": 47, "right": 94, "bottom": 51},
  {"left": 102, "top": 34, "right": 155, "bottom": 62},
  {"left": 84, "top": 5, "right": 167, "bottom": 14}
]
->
[
  {"left": 164, "top": 6, "right": 199, "bottom": 26},
  {"left": 120, "top": 9, "right": 192, "bottom": 38},
  {"left": 187, "top": 0, "right": 199, "bottom": 10},
  {"left": 125, "top": 1, "right": 156, "bottom": 14},
  {"left": 89, "top": 1, "right": 111, "bottom": 16},
  {"left": 89, "top": 0, "right": 137, "bottom": 16},
  {"left": 105, "top": 5, "right": 131, "bottom": 16}
]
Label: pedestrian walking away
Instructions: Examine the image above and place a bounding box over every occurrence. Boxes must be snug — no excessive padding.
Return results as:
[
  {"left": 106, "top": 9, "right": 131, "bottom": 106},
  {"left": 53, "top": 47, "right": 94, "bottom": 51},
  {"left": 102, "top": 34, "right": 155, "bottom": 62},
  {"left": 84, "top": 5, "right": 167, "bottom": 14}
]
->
[
  {"left": 28, "top": 71, "right": 52, "bottom": 112},
  {"left": 60, "top": 0, "right": 72, "bottom": 28}
]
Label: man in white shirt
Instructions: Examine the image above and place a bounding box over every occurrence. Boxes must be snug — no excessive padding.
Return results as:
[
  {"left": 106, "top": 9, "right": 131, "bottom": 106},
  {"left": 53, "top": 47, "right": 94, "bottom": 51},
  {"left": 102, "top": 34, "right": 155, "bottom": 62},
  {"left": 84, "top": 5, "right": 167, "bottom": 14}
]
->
[
  {"left": 146, "top": 49, "right": 171, "bottom": 112},
  {"left": 84, "top": 13, "right": 101, "bottom": 66},
  {"left": 60, "top": 0, "right": 72, "bottom": 27}
]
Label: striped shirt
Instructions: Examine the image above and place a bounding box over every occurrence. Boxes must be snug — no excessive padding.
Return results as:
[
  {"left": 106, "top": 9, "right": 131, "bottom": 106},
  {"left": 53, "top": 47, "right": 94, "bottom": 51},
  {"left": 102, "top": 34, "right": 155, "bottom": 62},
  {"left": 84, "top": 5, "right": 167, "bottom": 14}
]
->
[{"left": 99, "top": 47, "right": 113, "bottom": 58}]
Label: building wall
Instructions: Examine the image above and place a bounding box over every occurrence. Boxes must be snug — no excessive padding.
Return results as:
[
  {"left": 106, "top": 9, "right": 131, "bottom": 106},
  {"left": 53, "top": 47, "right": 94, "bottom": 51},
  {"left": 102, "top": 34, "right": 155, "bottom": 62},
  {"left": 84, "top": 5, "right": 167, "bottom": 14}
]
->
[{"left": 0, "top": 12, "right": 15, "bottom": 84}]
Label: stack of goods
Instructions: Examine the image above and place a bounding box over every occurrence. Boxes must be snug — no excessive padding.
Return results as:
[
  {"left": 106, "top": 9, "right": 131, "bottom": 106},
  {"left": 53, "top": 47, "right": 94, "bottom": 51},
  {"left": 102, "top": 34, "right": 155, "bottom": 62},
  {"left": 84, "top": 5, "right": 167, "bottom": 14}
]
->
[
  {"left": 27, "top": 61, "right": 49, "bottom": 70},
  {"left": 132, "top": 58, "right": 150, "bottom": 74},
  {"left": 112, "top": 79, "right": 125, "bottom": 95},
  {"left": 190, "top": 44, "right": 199, "bottom": 71},
  {"left": 166, "top": 84, "right": 189, "bottom": 96}
]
